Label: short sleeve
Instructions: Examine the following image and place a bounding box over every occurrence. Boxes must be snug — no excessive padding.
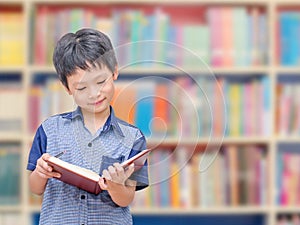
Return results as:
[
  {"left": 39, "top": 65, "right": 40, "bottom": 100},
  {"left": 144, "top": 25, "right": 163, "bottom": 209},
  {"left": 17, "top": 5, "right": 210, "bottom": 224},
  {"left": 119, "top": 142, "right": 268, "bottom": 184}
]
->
[
  {"left": 127, "top": 132, "right": 149, "bottom": 191},
  {"left": 27, "top": 125, "right": 47, "bottom": 171}
]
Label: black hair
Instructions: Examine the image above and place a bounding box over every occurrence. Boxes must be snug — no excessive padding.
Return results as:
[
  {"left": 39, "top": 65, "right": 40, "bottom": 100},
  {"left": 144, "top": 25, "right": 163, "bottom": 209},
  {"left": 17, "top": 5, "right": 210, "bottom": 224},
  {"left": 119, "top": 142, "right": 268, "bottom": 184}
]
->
[{"left": 53, "top": 28, "right": 117, "bottom": 89}]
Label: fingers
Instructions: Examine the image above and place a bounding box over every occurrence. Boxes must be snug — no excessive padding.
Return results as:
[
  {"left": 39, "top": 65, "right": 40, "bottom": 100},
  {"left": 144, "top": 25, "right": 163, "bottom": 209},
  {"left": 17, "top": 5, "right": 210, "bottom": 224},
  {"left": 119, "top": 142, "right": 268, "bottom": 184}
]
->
[
  {"left": 103, "top": 164, "right": 123, "bottom": 185},
  {"left": 124, "top": 163, "right": 135, "bottom": 178},
  {"left": 38, "top": 153, "right": 52, "bottom": 172},
  {"left": 112, "top": 163, "right": 125, "bottom": 179},
  {"left": 102, "top": 169, "right": 112, "bottom": 181},
  {"left": 101, "top": 163, "right": 135, "bottom": 186},
  {"left": 35, "top": 153, "right": 61, "bottom": 179},
  {"left": 35, "top": 164, "right": 60, "bottom": 179}
]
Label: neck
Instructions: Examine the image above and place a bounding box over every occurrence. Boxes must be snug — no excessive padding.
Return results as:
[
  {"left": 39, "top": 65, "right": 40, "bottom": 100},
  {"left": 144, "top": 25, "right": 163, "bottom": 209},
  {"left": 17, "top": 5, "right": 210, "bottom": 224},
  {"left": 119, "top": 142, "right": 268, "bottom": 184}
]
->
[{"left": 82, "top": 107, "right": 110, "bottom": 134}]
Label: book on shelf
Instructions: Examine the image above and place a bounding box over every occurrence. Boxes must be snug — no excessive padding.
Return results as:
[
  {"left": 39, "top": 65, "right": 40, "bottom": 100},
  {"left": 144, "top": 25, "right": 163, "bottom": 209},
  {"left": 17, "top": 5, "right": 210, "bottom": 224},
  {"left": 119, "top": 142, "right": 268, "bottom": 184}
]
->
[
  {"left": 45, "top": 149, "right": 152, "bottom": 195},
  {"left": 112, "top": 81, "right": 136, "bottom": 125},
  {"left": 0, "top": 11, "right": 24, "bottom": 65},
  {"left": 0, "top": 144, "right": 21, "bottom": 205},
  {"left": 278, "top": 11, "right": 300, "bottom": 66},
  {"left": 276, "top": 80, "right": 300, "bottom": 137},
  {"left": 32, "top": 5, "right": 268, "bottom": 67},
  {"left": 0, "top": 87, "right": 24, "bottom": 133},
  {"left": 28, "top": 77, "right": 74, "bottom": 133},
  {"left": 132, "top": 145, "right": 267, "bottom": 208},
  {"left": 28, "top": 74, "right": 271, "bottom": 138},
  {"left": 112, "top": 75, "right": 270, "bottom": 138},
  {"left": 277, "top": 144, "right": 300, "bottom": 206}
]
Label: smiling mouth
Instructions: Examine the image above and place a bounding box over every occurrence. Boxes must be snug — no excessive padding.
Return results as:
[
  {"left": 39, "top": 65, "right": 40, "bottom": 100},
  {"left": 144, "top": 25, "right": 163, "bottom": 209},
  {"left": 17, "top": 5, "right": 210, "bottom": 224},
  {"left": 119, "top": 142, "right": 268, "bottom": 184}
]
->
[{"left": 90, "top": 99, "right": 105, "bottom": 105}]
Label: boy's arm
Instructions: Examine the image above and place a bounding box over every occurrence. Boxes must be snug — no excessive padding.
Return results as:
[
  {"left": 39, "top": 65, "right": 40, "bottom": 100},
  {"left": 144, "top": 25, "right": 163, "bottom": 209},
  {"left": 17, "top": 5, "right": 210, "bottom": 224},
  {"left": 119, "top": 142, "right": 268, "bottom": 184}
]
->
[
  {"left": 99, "top": 130, "right": 149, "bottom": 206},
  {"left": 29, "top": 153, "right": 61, "bottom": 195},
  {"left": 99, "top": 163, "right": 136, "bottom": 207},
  {"left": 104, "top": 179, "right": 137, "bottom": 207}
]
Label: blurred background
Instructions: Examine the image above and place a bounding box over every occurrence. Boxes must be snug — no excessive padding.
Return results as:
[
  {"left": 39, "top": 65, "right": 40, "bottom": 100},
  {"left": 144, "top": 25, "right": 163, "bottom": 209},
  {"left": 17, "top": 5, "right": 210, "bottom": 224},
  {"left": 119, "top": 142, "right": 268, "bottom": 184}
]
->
[{"left": 0, "top": 0, "right": 300, "bottom": 225}]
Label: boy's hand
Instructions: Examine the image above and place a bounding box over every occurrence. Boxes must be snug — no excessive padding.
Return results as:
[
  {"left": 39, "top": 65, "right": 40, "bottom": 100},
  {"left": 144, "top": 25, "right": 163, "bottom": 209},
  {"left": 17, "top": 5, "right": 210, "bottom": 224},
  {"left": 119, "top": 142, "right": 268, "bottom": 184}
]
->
[
  {"left": 34, "top": 153, "right": 61, "bottom": 179},
  {"left": 99, "top": 163, "right": 135, "bottom": 190}
]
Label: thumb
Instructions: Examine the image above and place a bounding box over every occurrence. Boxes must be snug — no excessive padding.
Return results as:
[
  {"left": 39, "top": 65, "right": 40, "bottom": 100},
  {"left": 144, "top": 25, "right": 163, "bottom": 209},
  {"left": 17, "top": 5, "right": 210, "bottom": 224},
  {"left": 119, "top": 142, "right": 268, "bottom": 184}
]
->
[
  {"left": 98, "top": 177, "right": 108, "bottom": 190},
  {"left": 42, "top": 153, "right": 51, "bottom": 161}
]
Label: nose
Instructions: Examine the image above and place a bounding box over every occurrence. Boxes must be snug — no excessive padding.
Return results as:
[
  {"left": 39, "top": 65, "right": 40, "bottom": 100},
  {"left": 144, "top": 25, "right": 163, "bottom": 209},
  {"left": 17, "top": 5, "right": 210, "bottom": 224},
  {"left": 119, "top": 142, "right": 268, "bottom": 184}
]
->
[{"left": 88, "top": 85, "right": 101, "bottom": 99}]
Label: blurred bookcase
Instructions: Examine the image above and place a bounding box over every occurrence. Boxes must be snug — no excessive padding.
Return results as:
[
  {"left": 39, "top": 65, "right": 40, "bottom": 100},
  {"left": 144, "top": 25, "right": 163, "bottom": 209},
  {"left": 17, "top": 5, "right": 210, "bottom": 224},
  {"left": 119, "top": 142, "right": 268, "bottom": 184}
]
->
[{"left": 1, "top": 0, "right": 300, "bottom": 225}]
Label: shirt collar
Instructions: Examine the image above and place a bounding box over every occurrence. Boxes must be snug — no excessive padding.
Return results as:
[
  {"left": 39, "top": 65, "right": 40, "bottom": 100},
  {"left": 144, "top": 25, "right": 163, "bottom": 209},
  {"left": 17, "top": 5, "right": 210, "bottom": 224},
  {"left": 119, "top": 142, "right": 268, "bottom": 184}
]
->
[
  {"left": 62, "top": 106, "right": 83, "bottom": 120},
  {"left": 109, "top": 106, "right": 125, "bottom": 137},
  {"left": 62, "top": 106, "right": 124, "bottom": 137}
]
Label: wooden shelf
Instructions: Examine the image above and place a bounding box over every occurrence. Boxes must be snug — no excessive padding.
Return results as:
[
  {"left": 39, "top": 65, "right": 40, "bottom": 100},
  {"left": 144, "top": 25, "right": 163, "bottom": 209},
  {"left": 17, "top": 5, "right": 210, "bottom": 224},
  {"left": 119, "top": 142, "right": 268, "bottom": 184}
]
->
[
  {"left": 275, "top": 207, "right": 300, "bottom": 213},
  {"left": 148, "top": 137, "right": 271, "bottom": 145},
  {"left": 275, "top": 136, "right": 300, "bottom": 143},
  {"left": 0, "top": 66, "right": 25, "bottom": 73},
  {"left": 0, "top": 205, "right": 22, "bottom": 212},
  {"left": 28, "top": 65, "right": 270, "bottom": 75},
  {"left": 28, "top": 0, "right": 270, "bottom": 5},
  {"left": 0, "top": 133, "right": 23, "bottom": 142},
  {"left": 131, "top": 206, "right": 270, "bottom": 215},
  {"left": 24, "top": 205, "right": 41, "bottom": 213},
  {"left": 275, "top": 0, "right": 300, "bottom": 6},
  {"left": 0, "top": 0, "right": 24, "bottom": 5},
  {"left": 275, "top": 66, "right": 300, "bottom": 74}
]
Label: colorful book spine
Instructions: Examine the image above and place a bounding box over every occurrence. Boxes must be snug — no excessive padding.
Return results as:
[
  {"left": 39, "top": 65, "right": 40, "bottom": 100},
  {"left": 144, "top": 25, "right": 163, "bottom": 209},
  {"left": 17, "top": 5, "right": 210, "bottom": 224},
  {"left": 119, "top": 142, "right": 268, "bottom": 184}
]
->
[
  {"left": 0, "top": 11, "right": 24, "bottom": 65},
  {"left": 221, "top": 7, "right": 234, "bottom": 66},
  {"left": 279, "top": 12, "right": 300, "bottom": 66},
  {"left": 0, "top": 144, "right": 21, "bottom": 205},
  {"left": 232, "top": 7, "right": 249, "bottom": 66},
  {"left": 134, "top": 81, "right": 155, "bottom": 137},
  {"left": 207, "top": 7, "right": 223, "bottom": 66},
  {"left": 278, "top": 148, "right": 300, "bottom": 206}
]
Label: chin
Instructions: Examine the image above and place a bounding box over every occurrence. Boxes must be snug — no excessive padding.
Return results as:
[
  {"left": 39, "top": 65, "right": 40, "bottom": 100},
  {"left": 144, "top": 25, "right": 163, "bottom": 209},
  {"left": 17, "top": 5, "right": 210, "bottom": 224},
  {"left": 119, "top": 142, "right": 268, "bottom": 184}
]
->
[{"left": 94, "top": 106, "right": 110, "bottom": 114}]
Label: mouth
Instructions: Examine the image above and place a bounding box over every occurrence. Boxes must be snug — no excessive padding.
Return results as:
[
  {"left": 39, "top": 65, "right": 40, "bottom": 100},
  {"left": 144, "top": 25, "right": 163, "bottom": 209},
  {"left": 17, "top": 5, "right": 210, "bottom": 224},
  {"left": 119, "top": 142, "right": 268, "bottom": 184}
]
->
[{"left": 90, "top": 98, "right": 105, "bottom": 106}]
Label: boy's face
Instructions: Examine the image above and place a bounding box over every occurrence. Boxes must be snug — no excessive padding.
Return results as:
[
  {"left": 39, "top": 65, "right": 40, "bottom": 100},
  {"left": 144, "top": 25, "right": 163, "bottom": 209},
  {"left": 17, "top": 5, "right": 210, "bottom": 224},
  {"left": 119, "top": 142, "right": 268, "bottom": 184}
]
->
[{"left": 66, "top": 65, "right": 118, "bottom": 116}]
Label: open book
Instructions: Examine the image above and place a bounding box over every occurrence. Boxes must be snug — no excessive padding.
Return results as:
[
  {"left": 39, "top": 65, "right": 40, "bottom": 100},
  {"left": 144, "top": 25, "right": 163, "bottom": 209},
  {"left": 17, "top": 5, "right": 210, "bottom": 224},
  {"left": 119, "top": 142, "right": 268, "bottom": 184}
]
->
[{"left": 45, "top": 149, "right": 152, "bottom": 195}]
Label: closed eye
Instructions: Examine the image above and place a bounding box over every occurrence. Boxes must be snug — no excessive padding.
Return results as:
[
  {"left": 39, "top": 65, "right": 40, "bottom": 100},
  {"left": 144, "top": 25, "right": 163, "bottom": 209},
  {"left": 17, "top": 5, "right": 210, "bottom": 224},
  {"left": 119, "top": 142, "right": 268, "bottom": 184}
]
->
[
  {"left": 97, "top": 80, "right": 106, "bottom": 85},
  {"left": 76, "top": 87, "right": 86, "bottom": 91}
]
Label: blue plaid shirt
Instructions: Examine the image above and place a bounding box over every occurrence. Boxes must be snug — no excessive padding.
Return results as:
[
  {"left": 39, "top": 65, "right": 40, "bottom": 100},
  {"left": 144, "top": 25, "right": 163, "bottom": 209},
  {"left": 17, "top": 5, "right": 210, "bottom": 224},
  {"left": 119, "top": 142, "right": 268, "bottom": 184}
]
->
[{"left": 27, "top": 106, "right": 148, "bottom": 225}]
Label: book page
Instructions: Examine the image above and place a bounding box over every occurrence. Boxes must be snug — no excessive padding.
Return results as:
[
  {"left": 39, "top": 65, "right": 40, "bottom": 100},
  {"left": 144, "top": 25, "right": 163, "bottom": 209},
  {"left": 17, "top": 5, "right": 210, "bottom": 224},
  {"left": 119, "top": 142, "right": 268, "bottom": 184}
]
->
[{"left": 47, "top": 157, "right": 100, "bottom": 181}]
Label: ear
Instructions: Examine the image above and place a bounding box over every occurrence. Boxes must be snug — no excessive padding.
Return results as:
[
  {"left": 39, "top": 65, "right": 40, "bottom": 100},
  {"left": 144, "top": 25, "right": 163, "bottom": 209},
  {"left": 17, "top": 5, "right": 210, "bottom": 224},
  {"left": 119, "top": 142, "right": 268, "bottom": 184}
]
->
[
  {"left": 113, "top": 66, "right": 119, "bottom": 80},
  {"left": 63, "top": 85, "right": 72, "bottom": 95}
]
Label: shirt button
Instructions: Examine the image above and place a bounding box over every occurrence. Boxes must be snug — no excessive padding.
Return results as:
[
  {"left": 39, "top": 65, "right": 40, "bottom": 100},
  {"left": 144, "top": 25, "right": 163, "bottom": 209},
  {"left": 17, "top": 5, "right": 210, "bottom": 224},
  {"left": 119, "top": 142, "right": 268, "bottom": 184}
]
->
[
  {"left": 81, "top": 195, "right": 86, "bottom": 200},
  {"left": 88, "top": 142, "right": 92, "bottom": 147}
]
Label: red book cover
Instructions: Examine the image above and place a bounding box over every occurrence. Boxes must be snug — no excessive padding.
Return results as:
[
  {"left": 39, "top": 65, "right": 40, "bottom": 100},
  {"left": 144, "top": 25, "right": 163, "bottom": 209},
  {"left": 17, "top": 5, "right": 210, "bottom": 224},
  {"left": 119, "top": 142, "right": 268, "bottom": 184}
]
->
[
  {"left": 28, "top": 86, "right": 41, "bottom": 133},
  {"left": 34, "top": 5, "right": 48, "bottom": 65}
]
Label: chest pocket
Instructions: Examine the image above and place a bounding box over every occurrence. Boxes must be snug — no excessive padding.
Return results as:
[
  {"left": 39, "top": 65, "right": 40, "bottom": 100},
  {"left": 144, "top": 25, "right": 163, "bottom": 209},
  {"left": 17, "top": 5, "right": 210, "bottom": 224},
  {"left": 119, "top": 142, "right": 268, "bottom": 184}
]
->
[{"left": 99, "top": 155, "right": 125, "bottom": 175}]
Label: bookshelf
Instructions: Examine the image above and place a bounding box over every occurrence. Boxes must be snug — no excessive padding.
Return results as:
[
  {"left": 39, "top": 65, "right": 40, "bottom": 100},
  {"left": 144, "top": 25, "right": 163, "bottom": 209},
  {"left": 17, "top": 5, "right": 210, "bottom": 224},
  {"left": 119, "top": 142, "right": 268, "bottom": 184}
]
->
[{"left": 0, "top": 0, "right": 300, "bottom": 225}]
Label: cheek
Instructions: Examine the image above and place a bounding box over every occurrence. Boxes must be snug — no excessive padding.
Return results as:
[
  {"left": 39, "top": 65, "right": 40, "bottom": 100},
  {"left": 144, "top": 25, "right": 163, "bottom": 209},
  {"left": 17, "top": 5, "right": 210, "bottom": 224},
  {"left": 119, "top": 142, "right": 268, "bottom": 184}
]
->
[
  {"left": 72, "top": 91, "right": 87, "bottom": 103},
  {"left": 110, "top": 85, "right": 115, "bottom": 95},
  {"left": 103, "top": 83, "right": 115, "bottom": 96},
  {"left": 108, "top": 86, "right": 115, "bottom": 99}
]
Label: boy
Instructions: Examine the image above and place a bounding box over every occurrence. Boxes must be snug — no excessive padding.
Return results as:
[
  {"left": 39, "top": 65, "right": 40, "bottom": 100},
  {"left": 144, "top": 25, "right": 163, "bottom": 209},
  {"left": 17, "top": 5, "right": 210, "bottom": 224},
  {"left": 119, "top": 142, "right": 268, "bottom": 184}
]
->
[{"left": 27, "top": 28, "right": 148, "bottom": 224}]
